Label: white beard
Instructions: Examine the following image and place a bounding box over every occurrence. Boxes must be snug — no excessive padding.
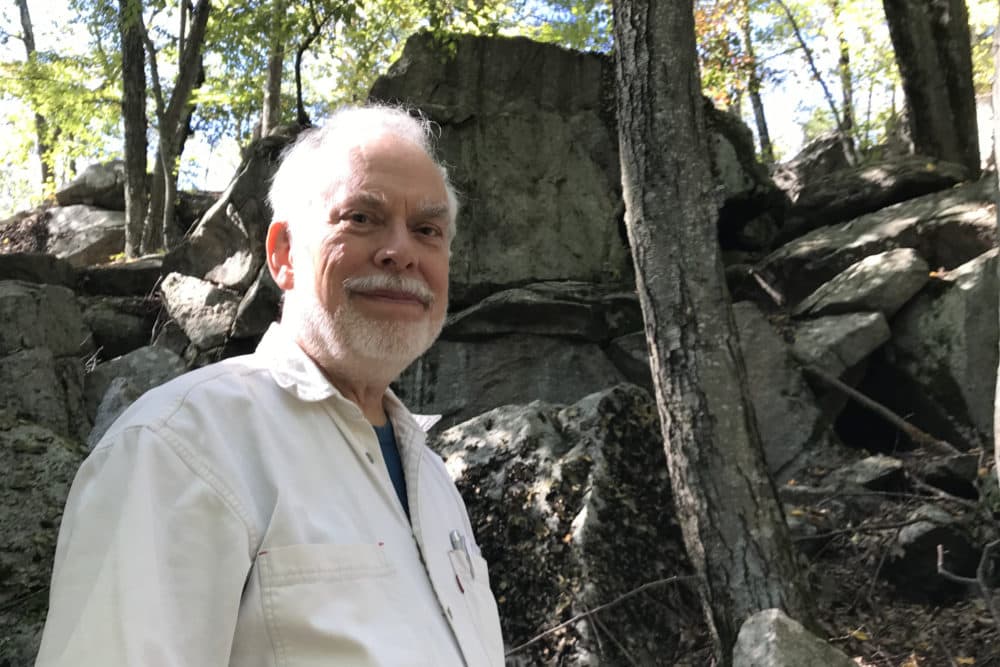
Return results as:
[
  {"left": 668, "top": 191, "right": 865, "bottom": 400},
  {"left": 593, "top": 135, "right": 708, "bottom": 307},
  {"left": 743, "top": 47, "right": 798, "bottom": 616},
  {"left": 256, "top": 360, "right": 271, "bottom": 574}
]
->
[{"left": 285, "top": 276, "right": 444, "bottom": 379}]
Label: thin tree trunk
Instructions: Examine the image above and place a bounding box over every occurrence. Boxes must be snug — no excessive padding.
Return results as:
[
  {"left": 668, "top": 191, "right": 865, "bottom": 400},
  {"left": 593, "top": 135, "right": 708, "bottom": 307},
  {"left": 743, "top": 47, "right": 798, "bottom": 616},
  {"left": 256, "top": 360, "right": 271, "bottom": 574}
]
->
[
  {"left": 739, "top": 0, "right": 773, "bottom": 164},
  {"left": 141, "top": 0, "right": 210, "bottom": 253},
  {"left": 611, "top": 0, "right": 812, "bottom": 663},
  {"left": 261, "top": 0, "right": 286, "bottom": 136},
  {"left": 118, "top": 0, "right": 147, "bottom": 258},
  {"left": 774, "top": 0, "right": 857, "bottom": 163},
  {"left": 294, "top": 1, "right": 332, "bottom": 127},
  {"left": 992, "top": 3, "right": 999, "bottom": 479},
  {"left": 15, "top": 0, "right": 55, "bottom": 188},
  {"left": 883, "top": 0, "right": 980, "bottom": 176},
  {"left": 829, "top": 0, "right": 856, "bottom": 137}
]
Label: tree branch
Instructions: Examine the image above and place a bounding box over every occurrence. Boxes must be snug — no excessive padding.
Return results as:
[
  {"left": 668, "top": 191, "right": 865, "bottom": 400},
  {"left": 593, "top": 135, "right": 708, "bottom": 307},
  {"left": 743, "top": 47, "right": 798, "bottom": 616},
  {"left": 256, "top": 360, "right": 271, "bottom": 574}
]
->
[
  {"left": 504, "top": 575, "right": 698, "bottom": 656},
  {"left": 800, "top": 364, "right": 961, "bottom": 456}
]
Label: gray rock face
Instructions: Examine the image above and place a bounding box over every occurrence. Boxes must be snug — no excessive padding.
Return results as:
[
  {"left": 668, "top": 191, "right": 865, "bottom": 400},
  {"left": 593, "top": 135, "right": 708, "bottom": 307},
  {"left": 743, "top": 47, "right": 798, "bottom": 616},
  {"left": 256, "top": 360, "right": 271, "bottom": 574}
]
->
[
  {"left": 0, "top": 253, "right": 76, "bottom": 288},
  {"left": 0, "top": 281, "right": 91, "bottom": 358},
  {"left": 772, "top": 132, "right": 857, "bottom": 202},
  {"left": 0, "top": 281, "right": 92, "bottom": 440},
  {"left": 394, "top": 334, "right": 626, "bottom": 430},
  {"left": 45, "top": 205, "right": 126, "bottom": 267},
  {"left": 54, "top": 160, "right": 126, "bottom": 210},
  {"left": 733, "top": 608, "right": 855, "bottom": 667},
  {"left": 84, "top": 344, "right": 187, "bottom": 425},
  {"left": 77, "top": 256, "right": 163, "bottom": 297},
  {"left": 164, "top": 131, "right": 294, "bottom": 291},
  {"left": 160, "top": 272, "right": 241, "bottom": 349},
  {"left": 792, "top": 312, "right": 890, "bottom": 377},
  {"left": 0, "top": 413, "right": 87, "bottom": 667},
  {"left": 885, "top": 249, "right": 998, "bottom": 449},
  {"left": 759, "top": 179, "right": 995, "bottom": 304},
  {"left": 78, "top": 295, "right": 157, "bottom": 359},
  {"left": 231, "top": 265, "right": 282, "bottom": 339},
  {"left": 443, "top": 281, "right": 642, "bottom": 342},
  {"left": 371, "top": 33, "right": 630, "bottom": 305},
  {"left": 733, "top": 302, "right": 824, "bottom": 477},
  {"left": 792, "top": 248, "right": 929, "bottom": 317},
  {"left": 431, "top": 385, "right": 696, "bottom": 665},
  {"left": 605, "top": 332, "right": 653, "bottom": 391},
  {"left": 781, "top": 156, "right": 967, "bottom": 239}
]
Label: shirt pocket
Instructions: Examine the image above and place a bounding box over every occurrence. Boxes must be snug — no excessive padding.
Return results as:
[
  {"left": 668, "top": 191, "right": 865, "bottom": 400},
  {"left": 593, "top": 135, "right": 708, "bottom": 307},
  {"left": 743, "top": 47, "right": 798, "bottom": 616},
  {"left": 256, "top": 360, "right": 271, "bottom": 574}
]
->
[
  {"left": 448, "top": 549, "right": 505, "bottom": 666},
  {"left": 257, "top": 543, "right": 430, "bottom": 667}
]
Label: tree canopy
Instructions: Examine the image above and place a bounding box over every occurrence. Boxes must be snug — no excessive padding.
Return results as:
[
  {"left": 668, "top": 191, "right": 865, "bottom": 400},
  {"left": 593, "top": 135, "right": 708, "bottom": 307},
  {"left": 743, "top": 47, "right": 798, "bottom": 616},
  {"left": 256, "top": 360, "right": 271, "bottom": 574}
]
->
[{"left": 0, "top": 0, "right": 994, "bottom": 215}]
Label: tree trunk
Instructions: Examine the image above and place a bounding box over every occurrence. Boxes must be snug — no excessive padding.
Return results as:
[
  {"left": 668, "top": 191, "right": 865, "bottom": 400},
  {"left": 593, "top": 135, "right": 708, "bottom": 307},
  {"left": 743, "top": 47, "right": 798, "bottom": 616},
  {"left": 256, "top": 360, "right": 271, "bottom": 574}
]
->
[
  {"left": 883, "top": 0, "right": 980, "bottom": 177},
  {"left": 992, "top": 3, "right": 999, "bottom": 479},
  {"left": 611, "top": 0, "right": 811, "bottom": 663},
  {"left": 141, "top": 0, "right": 210, "bottom": 253},
  {"left": 739, "top": 0, "right": 773, "bottom": 164},
  {"left": 15, "top": 0, "right": 55, "bottom": 188},
  {"left": 118, "top": 0, "right": 147, "bottom": 258},
  {"left": 829, "top": 0, "right": 856, "bottom": 136},
  {"left": 261, "top": 0, "right": 286, "bottom": 136}
]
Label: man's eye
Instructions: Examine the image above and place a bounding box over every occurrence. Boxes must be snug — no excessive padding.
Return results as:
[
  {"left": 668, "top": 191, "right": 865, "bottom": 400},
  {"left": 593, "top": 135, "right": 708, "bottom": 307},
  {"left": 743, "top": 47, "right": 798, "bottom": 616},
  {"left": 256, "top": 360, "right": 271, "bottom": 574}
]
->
[
  {"left": 346, "top": 212, "right": 370, "bottom": 224},
  {"left": 416, "top": 225, "right": 442, "bottom": 237}
]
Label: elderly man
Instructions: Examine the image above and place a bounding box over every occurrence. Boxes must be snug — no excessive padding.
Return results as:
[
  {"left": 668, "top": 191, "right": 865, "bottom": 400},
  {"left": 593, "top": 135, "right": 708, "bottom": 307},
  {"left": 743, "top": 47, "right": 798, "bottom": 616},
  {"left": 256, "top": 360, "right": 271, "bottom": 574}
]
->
[{"left": 36, "top": 106, "right": 504, "bottom": 666}]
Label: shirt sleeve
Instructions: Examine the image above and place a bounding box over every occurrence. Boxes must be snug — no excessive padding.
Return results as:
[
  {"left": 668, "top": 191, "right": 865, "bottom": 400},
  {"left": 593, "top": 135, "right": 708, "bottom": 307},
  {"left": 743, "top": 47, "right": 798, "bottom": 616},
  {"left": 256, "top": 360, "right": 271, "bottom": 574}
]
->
[{"left": 35, "top": 425, "right": 253, "bottom": 666}]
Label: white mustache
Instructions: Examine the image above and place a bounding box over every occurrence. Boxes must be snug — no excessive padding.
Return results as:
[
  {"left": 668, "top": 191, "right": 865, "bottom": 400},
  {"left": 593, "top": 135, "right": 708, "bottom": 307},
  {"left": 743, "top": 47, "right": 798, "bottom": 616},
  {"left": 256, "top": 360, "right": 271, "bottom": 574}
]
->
[{"left": 343, "top": 274, "right": 435, "bottom": 305}]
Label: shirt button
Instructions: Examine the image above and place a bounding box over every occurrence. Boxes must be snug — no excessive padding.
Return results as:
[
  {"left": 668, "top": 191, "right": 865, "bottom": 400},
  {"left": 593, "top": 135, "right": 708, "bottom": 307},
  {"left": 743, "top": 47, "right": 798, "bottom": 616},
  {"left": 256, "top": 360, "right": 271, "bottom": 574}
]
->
[
  {"left": 446, "top": 607, "right": 453, "bottom": 619},
  {"left": 366, "top": 452, "right": 375, "bottom": 464}
]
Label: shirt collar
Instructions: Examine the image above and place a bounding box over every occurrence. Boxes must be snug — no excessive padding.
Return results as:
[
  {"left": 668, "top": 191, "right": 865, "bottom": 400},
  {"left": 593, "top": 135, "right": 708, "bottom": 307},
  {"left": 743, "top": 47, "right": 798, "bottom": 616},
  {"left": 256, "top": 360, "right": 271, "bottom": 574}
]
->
[{"left": 256, "top": 322, "right": 440, "bottom": 433}]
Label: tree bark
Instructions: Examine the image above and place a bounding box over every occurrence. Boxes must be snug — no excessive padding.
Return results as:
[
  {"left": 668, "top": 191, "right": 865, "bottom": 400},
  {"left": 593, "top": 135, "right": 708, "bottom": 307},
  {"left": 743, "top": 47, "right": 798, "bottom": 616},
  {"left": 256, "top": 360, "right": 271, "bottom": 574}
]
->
[
  {"left": 992, "top": 3, "right": 999, "bottom": 479},
  {"left": 829, "top": 0, "right": 856, "bottom": 136},
  {"left": 118, "top": 0, "right": 147, "bottom": 258},
  {"left": 883, "top": 0, "right": 980, "bottom": 177},
  {"left": 739, "top": 0, "right": 773, "bottom": 164},
  {"left": 611, "top": 0, "right": 812, "bottom": 663},
  {"left": 261, "top": 0, "right": 286, "bottom": 136},
  {"left": 15, "top": 0, "right": 55, "bottom": 188},
  {"left": 141, "top": 0, "right": 210, "bottom": 253}
]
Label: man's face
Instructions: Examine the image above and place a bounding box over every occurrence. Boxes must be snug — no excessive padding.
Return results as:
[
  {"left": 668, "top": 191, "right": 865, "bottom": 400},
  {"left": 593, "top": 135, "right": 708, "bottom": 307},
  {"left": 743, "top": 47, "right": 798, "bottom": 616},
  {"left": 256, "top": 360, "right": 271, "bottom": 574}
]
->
[{"left": 285, "top": 133, "right": 451, "bottom": 371}]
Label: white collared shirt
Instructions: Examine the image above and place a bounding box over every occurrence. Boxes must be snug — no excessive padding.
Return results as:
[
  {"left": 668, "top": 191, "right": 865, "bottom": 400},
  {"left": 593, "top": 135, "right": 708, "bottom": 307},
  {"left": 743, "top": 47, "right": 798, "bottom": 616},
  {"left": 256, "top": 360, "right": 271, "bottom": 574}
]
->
[{"left": 36, "top": 323, "right": 504, "bottom": 666}]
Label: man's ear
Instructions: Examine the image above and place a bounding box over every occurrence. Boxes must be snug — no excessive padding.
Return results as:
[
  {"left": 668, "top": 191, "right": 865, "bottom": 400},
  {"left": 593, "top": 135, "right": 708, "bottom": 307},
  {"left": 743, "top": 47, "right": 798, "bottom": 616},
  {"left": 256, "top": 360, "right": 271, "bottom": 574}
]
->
[{"left": 266, "top": 221, "right": 295, "bottom": 290}]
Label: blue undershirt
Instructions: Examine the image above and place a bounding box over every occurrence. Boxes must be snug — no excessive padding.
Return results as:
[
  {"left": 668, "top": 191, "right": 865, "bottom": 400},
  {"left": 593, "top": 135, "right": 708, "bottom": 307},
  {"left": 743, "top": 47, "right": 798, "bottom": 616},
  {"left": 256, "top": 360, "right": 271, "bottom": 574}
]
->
[{"left": 373, "top": 420, "right": 410, "bottom": 520}]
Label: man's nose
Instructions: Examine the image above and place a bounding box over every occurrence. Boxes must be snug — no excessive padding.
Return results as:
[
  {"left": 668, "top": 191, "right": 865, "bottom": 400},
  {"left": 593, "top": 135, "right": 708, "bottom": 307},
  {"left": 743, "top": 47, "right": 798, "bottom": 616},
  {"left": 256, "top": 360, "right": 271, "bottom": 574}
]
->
[{"left": 373, "top": 223, "right": 417, "bottom": 271}]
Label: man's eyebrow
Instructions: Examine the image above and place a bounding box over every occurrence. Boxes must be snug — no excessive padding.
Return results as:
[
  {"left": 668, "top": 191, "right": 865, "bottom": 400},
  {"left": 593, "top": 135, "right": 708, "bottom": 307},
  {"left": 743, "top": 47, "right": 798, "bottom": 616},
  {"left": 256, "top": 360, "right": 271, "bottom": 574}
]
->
[
  {"left": 338, "top": 190, "right": 388, "bottom": 209},
  {"left": 414, "top": 201, "right": 450, "bottom": 220}
]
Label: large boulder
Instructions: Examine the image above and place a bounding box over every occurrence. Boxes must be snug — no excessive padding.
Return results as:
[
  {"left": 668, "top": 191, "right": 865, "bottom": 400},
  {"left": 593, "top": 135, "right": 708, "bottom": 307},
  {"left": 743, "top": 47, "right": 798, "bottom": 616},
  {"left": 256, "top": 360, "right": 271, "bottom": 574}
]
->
[
  {"left": 443, "top": 281, "right": 642, "bottom": 342},
  {"left": 370, "top": 33, "right": 631, "bottom": 305},
  {"left": 732, "top": 302, "right": 825, "bottom": 478},
  {"left": 772, "top": 132, "right": 857, "bottom": 202},
  {"left": 77, "top": 257, "right": 163, "bottom": 297},
  {"left": 791, "top": 312, "right": 890, "bottom": 378},
  {"left": 758, "top": 179, "right": 995, "bottom": 304},
  {"left": 394, "top": 334, "right": 626, "bottom": 430},
  {"left": 0, "top": 281, "right": 92, "bottom": 440},
  {"left": 78, "top": 295, "right": 158, "bottom": 360},
  {"left": 780, "top": 156, "right": 967, "bottom": 240},
  {"left": 45, "top": 205, "right": 126, "bottom": 267},
  {"left": 883, "top": 249, "right": 998, "bottom": 450},
  {"left": 0, "top": 413, "right": 87, "bottom": 666},
  {"left": 0, "top": 253, "right": 76, "bottom": 288},
  {"left": 163, "top": 130, "right": 296, "bottom": 291},
  {"left": 792, "top": 248, "right": 929, "bottom": 317},
  {"left": 54, "top": 160, "right": 126, "bottom": 210},
  {"left": 431, "top": 385, "right": 697, "bottom": 665},
  {"left": 159, "top": 272, "right": 241, "bottom": 350},
  {"left": 84, "top": 345, "right": 187, "bottom": 423}
]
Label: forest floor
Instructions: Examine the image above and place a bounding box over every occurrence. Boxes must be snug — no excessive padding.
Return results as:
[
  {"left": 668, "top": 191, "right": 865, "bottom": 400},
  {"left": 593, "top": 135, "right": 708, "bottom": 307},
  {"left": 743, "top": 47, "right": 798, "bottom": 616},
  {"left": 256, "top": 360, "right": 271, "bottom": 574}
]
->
[{"left": 677, "top": 444, "right": 1000, "bottom": 666}]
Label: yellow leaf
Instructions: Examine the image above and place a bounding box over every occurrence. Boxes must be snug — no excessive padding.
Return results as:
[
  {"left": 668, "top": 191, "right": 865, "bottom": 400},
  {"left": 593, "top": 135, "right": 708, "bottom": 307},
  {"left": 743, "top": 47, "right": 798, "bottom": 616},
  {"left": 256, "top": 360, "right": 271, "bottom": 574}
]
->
[
  {"left": 925, "top": 162, "right": 936, "bottom": 170},
  {"left": 956, "top": 657, "right": 976, "bottom": 665},
  {"left": 849, "top": 629, "right": 870, "bottom": 641}
]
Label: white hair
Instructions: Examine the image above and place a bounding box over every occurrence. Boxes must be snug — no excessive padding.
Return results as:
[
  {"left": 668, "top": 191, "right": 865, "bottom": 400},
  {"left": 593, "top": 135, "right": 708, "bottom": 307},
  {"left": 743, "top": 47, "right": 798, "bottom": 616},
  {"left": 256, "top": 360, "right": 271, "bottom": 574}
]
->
[{"left": 267, "top": 105, "right": 459, "bottom": 245}]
